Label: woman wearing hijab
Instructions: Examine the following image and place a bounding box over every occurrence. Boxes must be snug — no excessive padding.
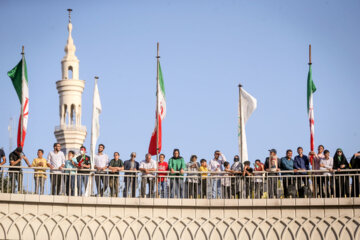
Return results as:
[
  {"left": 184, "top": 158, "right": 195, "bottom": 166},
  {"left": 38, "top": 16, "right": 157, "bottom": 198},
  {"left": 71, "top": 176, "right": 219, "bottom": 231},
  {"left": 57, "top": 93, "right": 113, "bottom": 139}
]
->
[{"left": 333, "top": 148, "right": 350, "bottom": 197}]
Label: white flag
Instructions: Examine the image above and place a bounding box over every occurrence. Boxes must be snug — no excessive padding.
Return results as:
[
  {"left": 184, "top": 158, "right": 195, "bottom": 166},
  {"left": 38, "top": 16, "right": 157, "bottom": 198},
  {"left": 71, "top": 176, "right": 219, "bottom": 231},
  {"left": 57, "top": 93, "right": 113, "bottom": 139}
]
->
[
  {"left": 238, "top": 88, "right": 257, "bottom": 162},
  {"left": 91, "top": 79, "right": 102, "bottom": 166}
]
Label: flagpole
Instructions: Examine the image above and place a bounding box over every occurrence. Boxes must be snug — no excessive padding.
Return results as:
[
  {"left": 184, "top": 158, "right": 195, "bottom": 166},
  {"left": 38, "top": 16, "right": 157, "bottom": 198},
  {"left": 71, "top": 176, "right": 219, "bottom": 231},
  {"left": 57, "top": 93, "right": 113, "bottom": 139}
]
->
[
  {"left": 20, "top": 45, "right": 25, "bottom": 148},
  {"left": 238, "top": 84, "right": 243, "bottom": 162},
  {"left": 308, "top": 44, "right": 314, "bottom": 170},
  {"left": 155, "top": 42, "right": 160, "bottom": 197}
]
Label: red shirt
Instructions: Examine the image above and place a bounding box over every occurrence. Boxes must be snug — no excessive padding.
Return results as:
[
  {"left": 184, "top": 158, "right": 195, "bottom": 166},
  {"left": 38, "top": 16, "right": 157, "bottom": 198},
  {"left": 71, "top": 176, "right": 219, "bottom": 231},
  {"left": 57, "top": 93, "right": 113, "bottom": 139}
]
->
[{"left": 158, "top": 161, "right": 168, "bottom": 182}]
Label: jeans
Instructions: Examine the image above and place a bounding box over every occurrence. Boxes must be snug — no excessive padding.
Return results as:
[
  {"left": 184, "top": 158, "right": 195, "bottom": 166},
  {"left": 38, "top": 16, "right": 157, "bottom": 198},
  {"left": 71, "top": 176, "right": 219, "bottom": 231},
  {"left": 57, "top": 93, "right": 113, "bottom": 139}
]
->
[
  {"left": 109, "top": 175, "right": 119, "bottom": 197},
  {"left": 170, "top": 178, "right": 184, "bottom": 198},
  {"left": 222, "top": 185, "right": 231, "bottom": 199},
  {"left": 77, "top": 174, "right": 89, "bottom": 196},
  {"left": 50, "top": 173, "right": 62, "bottom": 195},
  {"left": 187, "top": 181, "right": 198, "bottom": 199},
  {"left": 141, "top": 176, "right": 155, "bottom": 198},
  {"left": 211, "top": 179, "right": 221, "bottom": 199},
  {"left": 65, "top": 175, "right": 76, "bottom": 196},
  {"left": 34, "top": 176, "right": 45, "bottom": 195},
  {"left": 123, "top": 176, "right": 137, "bottom": 198},
  {"left": 158, "top": 181, "right": 167, "bottom": 198},
  {"left": 268, "top": 174, "right": 278, "bottom": 198},
  {"left": 95, "top": 172, "right": 109, "bottom": 197},
  {"left": 9, "top": 171, "right": 23, "bottom": 193},
  {"left": 200, "top": 179, "right": 207, "bottom": 198}
]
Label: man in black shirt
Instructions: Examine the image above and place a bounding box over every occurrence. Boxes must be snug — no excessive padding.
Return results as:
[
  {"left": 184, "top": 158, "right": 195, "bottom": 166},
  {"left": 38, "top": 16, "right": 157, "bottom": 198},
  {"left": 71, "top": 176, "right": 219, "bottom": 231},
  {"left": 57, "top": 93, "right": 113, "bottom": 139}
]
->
[
  {"left": 243, "top": 161, "right": 254, "bottom": 199},
  {"left": 0, "top": 148, "right": 6, "bottom": 167},
  {"left": 123, "top": 152, "right": 139, "bottom": 198},
  {"left": 108, "top": 152, "right": 124, "bottom": 197},
  {"left": 76, "top": 146, "right": 91, "bottom": 196},
  {"left": 9, "top": 147, "right": 30, "bottom": 193}
]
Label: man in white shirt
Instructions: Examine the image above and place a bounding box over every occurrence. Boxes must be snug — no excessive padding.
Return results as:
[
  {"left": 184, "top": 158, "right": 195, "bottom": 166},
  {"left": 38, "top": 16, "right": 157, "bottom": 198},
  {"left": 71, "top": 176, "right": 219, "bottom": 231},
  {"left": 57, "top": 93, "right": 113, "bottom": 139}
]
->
[
  {"left": 94, "top": 144, "right": 109, "bottom": 197},
  {"left": 209, "top": 150, "right": 227, "bottom": 199},
  {"left": 139, "top": 153, "right": 157, "bottom": 198},
  {"left": 47, "top": 143, "right": 65, "bottom": 195}
]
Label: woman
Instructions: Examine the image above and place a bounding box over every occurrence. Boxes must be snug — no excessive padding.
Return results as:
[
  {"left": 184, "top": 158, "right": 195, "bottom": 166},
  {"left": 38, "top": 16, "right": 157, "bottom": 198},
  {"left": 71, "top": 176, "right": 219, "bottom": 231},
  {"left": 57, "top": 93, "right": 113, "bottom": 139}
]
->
[
  {"left": 333, "top": 148, "right": 349, "bottom": 197},
  {"left": 319, "top": 150, "right": 333, "bottom": 197}
]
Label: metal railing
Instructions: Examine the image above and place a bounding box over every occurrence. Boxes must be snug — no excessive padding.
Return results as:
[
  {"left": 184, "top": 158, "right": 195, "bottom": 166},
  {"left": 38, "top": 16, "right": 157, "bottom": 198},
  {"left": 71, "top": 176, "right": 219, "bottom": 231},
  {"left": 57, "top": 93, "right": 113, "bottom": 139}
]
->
[{"left": 0, "top": 166, "right": 359, "bottom": 199}]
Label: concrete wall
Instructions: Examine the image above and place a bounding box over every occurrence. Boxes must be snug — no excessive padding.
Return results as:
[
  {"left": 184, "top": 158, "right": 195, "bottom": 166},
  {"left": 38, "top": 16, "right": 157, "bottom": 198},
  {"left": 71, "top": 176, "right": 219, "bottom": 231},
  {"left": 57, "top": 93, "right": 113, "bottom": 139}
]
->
[{"left": 0, "top": 194, "right": 359, "bottom": 240}]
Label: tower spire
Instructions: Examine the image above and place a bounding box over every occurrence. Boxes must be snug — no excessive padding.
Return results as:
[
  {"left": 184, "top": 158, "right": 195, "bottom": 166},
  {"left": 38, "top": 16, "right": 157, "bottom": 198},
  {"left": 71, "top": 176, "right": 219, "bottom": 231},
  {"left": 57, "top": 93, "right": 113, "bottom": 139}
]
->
[
  {"left": 63, "top": 9, "right": 77, "bottom": 61},
  {"left": 67, "top": 8, "right": 72, "bottom": 23}
]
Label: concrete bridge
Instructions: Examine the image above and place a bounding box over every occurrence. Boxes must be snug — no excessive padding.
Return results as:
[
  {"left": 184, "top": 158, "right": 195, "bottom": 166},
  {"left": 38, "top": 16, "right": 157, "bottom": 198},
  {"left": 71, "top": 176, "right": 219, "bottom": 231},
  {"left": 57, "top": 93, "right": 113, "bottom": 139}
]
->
[{"left": 0, "top": 194, "right": 359, "bottom": 240}]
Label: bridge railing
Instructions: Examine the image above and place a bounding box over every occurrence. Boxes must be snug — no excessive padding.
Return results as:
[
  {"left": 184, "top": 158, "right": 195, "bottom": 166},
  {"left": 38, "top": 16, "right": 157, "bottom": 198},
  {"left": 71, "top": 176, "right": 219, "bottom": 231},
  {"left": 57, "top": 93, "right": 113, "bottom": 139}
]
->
[{"left": 0, "top": 166, "right": 359, "bottom": 199}]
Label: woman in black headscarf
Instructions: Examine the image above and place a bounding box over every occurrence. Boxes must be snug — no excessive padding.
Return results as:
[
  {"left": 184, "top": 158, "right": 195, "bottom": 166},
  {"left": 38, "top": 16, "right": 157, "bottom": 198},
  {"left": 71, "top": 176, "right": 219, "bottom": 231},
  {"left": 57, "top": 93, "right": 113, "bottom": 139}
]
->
[{"left": 333, "top": 148, "right": 350, "bottom": 197}]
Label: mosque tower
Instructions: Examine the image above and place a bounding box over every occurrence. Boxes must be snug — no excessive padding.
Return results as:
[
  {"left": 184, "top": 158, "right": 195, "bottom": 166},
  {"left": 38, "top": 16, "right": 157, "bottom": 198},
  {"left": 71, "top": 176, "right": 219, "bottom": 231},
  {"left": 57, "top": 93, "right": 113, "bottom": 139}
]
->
[{"left": 54, "top": 9, "right": 86, "bottom": 154}]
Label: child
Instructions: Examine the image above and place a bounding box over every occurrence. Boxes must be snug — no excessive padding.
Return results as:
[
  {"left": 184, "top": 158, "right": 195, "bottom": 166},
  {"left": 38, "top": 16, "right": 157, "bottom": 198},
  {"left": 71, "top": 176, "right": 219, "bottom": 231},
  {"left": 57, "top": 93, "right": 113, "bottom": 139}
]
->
[
  {"left": 243, "top": 161, "right": 254, "bottom": 198},
  {"left": 222, "top": 162, "right": 232, "bottom": 199},
  {"left": 199, "top": 159, "right": 208, "bottom": 198},
  {"left": 64, "top": 151, "right": 78, "bottom": 196}
]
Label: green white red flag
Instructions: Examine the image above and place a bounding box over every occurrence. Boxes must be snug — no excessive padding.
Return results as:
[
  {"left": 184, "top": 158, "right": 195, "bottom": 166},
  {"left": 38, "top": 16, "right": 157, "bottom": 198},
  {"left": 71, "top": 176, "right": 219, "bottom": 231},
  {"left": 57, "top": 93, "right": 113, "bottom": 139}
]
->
[
  {"left": 307, "top": 64, "right": 316, "bottom": 164},
  {"left": 7, "top": 56, "right": 29, "bottom": 148},
  {"left": 148, "top": 63, "right": 166, "bottom": 155}
]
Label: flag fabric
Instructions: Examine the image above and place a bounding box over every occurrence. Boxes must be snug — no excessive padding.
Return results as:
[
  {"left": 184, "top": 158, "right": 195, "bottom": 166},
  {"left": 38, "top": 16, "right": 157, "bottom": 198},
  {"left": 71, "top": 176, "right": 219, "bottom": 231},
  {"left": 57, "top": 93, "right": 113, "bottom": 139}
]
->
[
  {"left": 307, "top": 64, "right": 316, "bottom": 164},
  {"left": 90, "top": 79, "right": 102, "bottom": 167},
  {"left": 148, "top": 63, "right": 166, "bottom": 155},
  {"left": 7, "top": 57, "right": 29, "bottom": 148},
  {"left": 238, "top": 88, "right": 257, "bottom": 162}
]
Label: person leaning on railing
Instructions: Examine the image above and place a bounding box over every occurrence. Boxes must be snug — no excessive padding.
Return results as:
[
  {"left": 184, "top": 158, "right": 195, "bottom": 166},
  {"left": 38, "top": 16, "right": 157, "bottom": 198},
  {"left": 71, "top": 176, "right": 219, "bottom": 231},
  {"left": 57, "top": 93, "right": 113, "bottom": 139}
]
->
[
  {"left": 108, "top": 152, "right": 124, "bottom": 197},
  {"left": 309, "top": 145, "right": 325, "bottom": 197},
  {"left": 318, "top": 150, "right": 334, "bottom": 198},
  {"left": 0, "top": 148, "right": 6, "bottom": 184},
  {"left": 76, "top": 146, "right": 91, "bottom": 196},
  {"left": 350, "top": 151, "right": 360, "bottom": 197},
  {"left": 94, "top": 144, "right": 109, "bottom": 197},
  {"left": 264, "top": 149, "right": 280, "bottom": 199},
  {"left": 123, "top": 152, "right": 139, "bottom": 198},
  {"left": 31, "top": 149, "right": 47, "bottom": 195},
  {"left": 139, "top": 153, "right": 157, "bottom": 198},
  {"left": 280, "top": 150, "right": 295, "bottom": 198},
  {"left": 9, "top": 147, "right": 30, "bottom": 194},
  {"left": 47, "top": 143, "right": 65, "bottom": 196},
  {"left": 186, "top": 155, "right": 200, "bottom": 199},
  {"left": 333, "top": 148, "right": 350, "bottom": 198},
  {"left": 230, "top": 155, "right": 242, "bottom": 199},
  {"left": 209, "top": 150, "right": 227, "bottom": 199},
  {"left": 168, "top": 149, "right": 186, "bottom": 199},
  {"left": 64, "top": 151, "right": 78, "bottom": 196},
  {"left": 254, "top": 159, "right": 264, "bottom": 199},
  {"left": 199, "top": 159, "right": 208, "bottom": 199},
  {"left": 157, "top": 153, "right": 168, "bottom": 198},
  {"left": 242, "top": 161, "right": 254, "bottom": 199},
  {"left": 294, "top": 147, "right": 310, "bottom": 198},
  {"left": 222, "top": 162, "right": 233, "bottom": 199}
]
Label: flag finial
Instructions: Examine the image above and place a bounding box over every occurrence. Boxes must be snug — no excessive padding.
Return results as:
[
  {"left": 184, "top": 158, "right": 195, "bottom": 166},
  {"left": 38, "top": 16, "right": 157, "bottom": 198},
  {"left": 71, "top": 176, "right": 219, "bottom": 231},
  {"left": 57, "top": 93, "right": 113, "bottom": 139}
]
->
[
  {"left": 309, "top": 44, "right": 312, "bottom": 65},
  {"left": 21, "top": 46, "right": 24, "bottom": 56},
  {"left": 156, "top": 42, "right": 160, "bottom": 59},
  {"left": 238, "top": 84, "right": 243, "bottom": 88},
  {"left": 67, "top": 9, "right": 72, "bottom": 23}
]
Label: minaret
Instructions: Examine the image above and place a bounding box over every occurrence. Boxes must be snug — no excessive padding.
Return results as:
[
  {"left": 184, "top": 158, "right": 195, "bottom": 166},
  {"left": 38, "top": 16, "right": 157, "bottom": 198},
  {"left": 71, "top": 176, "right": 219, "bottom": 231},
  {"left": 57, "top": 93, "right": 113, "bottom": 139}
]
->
[{"left": 54, "top": 9, "right": 87, "bottom": 154}]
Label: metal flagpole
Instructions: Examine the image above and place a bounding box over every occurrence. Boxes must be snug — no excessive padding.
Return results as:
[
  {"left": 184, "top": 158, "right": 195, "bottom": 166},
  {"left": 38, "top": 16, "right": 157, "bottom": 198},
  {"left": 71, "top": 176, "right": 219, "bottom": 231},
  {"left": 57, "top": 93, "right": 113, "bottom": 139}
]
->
[
  {"left": 155, "top": 42, "right": 160, "bottom": 197},
  {"left": 238, "top": 84, "right": 243, "bottom": 162},
  {"left": 308, "top": 44, "right": 314, "bottom": 170},
  {"left": 20, "top": 46, "right": 25, "bottom": 148}
]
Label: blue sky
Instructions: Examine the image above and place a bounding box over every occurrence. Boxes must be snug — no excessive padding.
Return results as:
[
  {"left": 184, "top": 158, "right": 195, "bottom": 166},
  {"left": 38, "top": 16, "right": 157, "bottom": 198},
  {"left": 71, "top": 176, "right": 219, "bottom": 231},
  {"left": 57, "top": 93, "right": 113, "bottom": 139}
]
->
[{"left": 0, "top": 0, "right": 359, "bottom": 165}]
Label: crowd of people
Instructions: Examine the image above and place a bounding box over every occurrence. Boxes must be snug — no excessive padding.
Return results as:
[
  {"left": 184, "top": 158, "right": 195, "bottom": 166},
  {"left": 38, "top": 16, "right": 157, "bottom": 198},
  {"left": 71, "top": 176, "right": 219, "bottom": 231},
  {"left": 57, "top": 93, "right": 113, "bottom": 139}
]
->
[{"left": 1, "top": 143, "right": 360, "bottom": 199}]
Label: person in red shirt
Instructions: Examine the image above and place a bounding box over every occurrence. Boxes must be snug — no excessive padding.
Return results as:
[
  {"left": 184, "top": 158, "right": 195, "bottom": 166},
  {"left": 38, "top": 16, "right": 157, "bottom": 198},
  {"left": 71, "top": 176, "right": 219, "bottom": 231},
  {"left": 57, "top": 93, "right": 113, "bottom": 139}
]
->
[{"left": 157, "top": 154, "right": 169, "bottom": 198}]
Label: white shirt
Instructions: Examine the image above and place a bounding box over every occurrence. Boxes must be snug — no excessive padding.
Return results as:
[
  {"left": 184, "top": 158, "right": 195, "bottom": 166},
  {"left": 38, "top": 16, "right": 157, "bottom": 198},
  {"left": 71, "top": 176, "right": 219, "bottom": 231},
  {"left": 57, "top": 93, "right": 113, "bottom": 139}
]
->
[
  {"left": 94, "top": 153, "right": 109, "bottom": 171},
  {"left": 140, "top": 159, "right": 157, "bottom": 177},
  {"left": 47, "top": 151, "right": 65, "bottom": 173},
  {"left": 320, "top": 157, "right": 333, "bottom": 176},
  {"left": 209, "top": 154, "right": 227, "bottom": 173},
  {"left": 221, "top": 172, "right": 231, "bottom": 186}
]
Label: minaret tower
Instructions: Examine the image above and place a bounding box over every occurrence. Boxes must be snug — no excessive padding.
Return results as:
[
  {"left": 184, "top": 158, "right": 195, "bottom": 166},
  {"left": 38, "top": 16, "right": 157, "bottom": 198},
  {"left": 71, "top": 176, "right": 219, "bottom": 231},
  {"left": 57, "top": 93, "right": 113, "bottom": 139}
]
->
[{"left": 54, "top": 9, "right": 86, "bottom": 154}]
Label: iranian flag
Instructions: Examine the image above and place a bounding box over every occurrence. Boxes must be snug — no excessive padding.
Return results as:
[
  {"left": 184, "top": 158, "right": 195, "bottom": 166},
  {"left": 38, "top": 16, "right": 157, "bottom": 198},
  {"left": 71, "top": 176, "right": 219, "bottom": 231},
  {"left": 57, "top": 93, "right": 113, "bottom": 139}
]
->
[
  {"left": 148, "top": 63, "right": 166, "bottom": 155},
  {"left": 7, "top": 55, "right": 29, "bottom": 148},
  {"left": 307, "top": 64, "right": 316, "bottom": 164}
]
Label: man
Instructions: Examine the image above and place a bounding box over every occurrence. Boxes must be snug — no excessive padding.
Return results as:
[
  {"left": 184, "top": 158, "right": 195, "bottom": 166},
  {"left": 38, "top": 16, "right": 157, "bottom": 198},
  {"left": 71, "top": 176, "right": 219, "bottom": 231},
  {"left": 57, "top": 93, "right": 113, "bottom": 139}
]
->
[
  {"left": 186, "top": 155, "right": 200, "bottom": 199},
  {"left": 264, "top": 149, "right": 280, "bottom": 199},
  {"left": 9, "top": 147, "right": 31, "bottom": 193},
  {"left": 31, "top": 149, "right": 47, "bottom": 195},
  {"left": 319, "top": 150, "right": 334, "bottom": 197},
  {"left": 76, "top": 146, "right": 91, "bottom": 196},
  {"left": 47, "top": 143, "right": 65, "bottom": 195},
  {"left": 242, "top": 161, "right": 254, "bottom": 199},
  {"left": 350, "top": 151, "right": 360, "bottom": 197},
  {"left": 108, "top": 152, "right": 124, "bottom": 197},
  {"left": 294, "top": 147, "right": 310, "bottom": 197},
  {"left": 0, "top": 147, "right": 6, "bottom": 182},
  {"left": 139, "top": 153, "right": 157, "bottom": 198},
  {"left": 157, "top": 154, "right": 168, "bottom": 198},
  {"left": 209, "top": 150, "right": 227, "bottom": 199},
  {"left": 123, "top": 152, "right": 139, "bottom": 198},
  {"left": 64, "top": 151, "right": 78, "bottom": 196},
  {"left": 280, "top": 150, "right": 295, "bottom": 198},
  {"left": 230, "top": 155, "right": 242, "bottom": 198},
  {"left": 94, "top": 144, "right": 109, "bottom": 197},
  {"left": 168, "top": 149, "right": 186, "bottom": 198}
]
